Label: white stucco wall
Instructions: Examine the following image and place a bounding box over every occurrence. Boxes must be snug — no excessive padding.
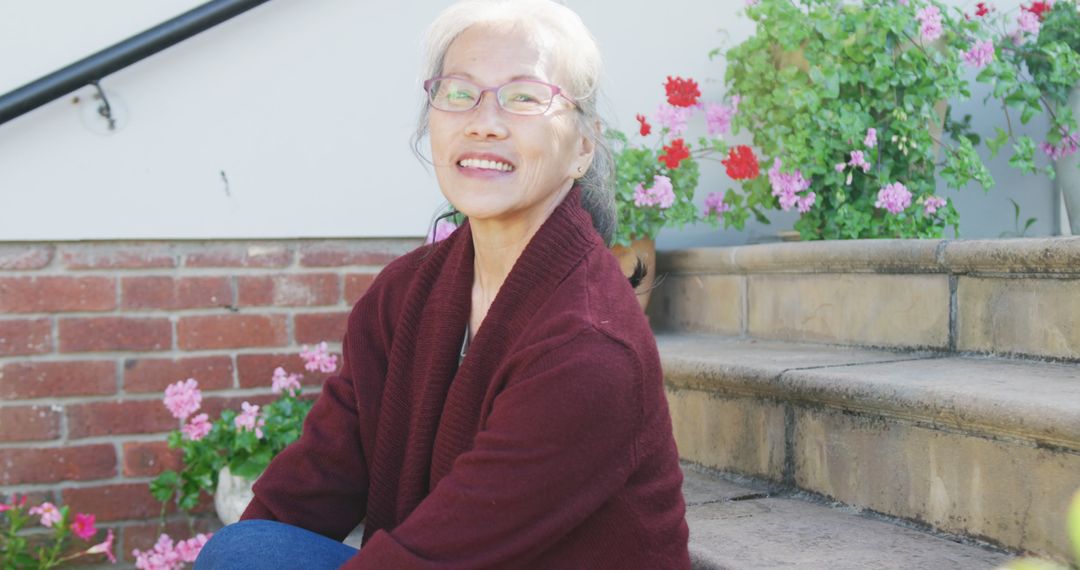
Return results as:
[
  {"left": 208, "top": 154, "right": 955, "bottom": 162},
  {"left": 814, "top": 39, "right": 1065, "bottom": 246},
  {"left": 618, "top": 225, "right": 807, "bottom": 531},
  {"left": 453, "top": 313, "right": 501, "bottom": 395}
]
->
[{"left": 0, "top": 0, "right": 1061, "bottom": 243}]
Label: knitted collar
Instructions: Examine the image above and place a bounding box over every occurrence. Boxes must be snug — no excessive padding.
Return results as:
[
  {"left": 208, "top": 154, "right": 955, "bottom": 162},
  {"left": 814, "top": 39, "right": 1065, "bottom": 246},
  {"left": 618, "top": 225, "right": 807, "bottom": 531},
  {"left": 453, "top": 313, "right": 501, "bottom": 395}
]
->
[{"left": 363, "top": 184, "right": 601, "bottom": 540}]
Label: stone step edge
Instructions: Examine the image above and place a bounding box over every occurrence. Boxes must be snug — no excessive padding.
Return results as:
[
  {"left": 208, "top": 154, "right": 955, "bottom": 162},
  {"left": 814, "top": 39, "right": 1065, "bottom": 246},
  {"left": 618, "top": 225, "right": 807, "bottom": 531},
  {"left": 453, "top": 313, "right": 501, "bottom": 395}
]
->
[
  {"left": 657, "top": 333, "right": 1080, "bottom": 451},
  {"left": 680, "top": 462, "right": 1017, "bottom": 568}
]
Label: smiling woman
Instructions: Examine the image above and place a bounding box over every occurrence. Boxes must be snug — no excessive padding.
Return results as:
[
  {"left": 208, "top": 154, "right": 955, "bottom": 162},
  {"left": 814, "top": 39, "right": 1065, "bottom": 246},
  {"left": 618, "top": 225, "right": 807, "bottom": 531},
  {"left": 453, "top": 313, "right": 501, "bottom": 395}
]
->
[{"left": 194, "top": 1, "right": 691, "bottom": 568}]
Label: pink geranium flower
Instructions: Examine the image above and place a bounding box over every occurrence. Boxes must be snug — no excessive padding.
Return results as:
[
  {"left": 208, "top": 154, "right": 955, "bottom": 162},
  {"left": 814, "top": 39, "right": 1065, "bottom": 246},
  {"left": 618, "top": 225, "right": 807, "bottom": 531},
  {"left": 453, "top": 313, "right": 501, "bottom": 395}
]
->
[
  {"left": 182, "top": 413, "right": 212, "bottom": 442},
  {"left": 176, "top": 533, "right": 213, "bottom": 563},
  {"left": 632, "top": 175, "right": 676, "bottom": 209},
  {"left": 876, "top": 182, "right": 913, "bottom": 214},
  {"left": 917, "top": 6, "right": 943, "bottom": 41},
  {"left": 163, "top": 378, "right": 202, "bottom": 420},
  {"left": 653, "top": 103, "right": 692, "bottom": 137},
  {"left": 300, "top": 342, "right": 339, "bottom": 373},
  {"left": 133, "top": 533, "right": 181, "bottom": 570},
  {"left": 703, "top": 192, "right": 731, "bottom": 216},
  {"left": 235, "top": 402, "right": 266, "bottom": 439},
  {"left": 864, "top": 127, "right": 878, "bottom": 148},
  {"left": 963, "top": 39, "right": 994, "bottom": 69},
  {"left": 923, "top": 196, "right": 947, "bottom": 215},
  {"left": 271, "top": 366, "right": 303, "bottom": 395}
]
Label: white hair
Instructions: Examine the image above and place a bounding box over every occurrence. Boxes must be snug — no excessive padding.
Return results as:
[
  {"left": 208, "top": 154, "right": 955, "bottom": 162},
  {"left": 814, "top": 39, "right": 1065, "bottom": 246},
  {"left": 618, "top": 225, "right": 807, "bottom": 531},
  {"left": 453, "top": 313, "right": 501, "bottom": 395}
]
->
[{"left": 412, "top": 0, "right": 617, "bottom": 245}]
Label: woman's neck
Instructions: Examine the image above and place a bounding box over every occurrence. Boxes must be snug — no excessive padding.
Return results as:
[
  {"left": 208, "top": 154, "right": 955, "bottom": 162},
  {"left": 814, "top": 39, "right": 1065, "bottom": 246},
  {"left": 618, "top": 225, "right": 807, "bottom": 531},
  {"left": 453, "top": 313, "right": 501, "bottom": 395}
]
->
[{"left": 467, "top": 183, "right": 573, "bottom": 335}]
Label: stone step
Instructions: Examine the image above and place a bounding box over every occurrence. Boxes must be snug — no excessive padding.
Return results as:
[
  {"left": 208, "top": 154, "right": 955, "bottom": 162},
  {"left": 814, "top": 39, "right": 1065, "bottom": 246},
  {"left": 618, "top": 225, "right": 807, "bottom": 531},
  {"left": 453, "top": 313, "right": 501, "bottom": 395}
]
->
[
  {"left": 681, "top": 465, "right": 1010, "bottom": 569},
  {"left": 659, "top": 333, "right": 1080, "bottom": 561}
]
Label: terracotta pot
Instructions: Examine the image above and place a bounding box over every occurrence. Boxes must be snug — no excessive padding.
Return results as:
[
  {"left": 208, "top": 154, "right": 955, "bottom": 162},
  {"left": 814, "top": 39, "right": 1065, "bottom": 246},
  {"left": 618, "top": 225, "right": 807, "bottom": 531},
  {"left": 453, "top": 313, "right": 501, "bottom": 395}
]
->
[
  {"left": 214, "top": 466, "right": 255, "bottom": 525},
  {"left": 611, "top": 237, "right": 657, "bottom": 311}
]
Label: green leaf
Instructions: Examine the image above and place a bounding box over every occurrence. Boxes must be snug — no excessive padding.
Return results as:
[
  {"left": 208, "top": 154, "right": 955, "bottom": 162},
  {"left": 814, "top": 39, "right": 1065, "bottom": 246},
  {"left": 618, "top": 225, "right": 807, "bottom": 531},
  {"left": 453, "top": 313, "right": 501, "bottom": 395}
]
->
[{"left": 987, "top": 128, "right": 1009, "bottom": 158}]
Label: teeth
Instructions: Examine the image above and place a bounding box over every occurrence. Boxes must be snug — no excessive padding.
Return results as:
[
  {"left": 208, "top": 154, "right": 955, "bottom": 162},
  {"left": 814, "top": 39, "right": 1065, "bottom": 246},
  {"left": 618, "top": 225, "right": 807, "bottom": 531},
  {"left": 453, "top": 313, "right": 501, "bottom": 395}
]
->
[{"left": 458, "top": 158, "right": 514, "bottom": 172}]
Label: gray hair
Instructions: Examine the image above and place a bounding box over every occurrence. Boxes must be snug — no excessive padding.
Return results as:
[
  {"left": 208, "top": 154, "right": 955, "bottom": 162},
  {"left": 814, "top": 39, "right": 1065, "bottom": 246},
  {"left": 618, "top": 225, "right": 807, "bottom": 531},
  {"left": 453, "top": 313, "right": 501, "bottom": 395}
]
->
[{"left": 410, "top": 0, "right": 617, "bottom": 246}]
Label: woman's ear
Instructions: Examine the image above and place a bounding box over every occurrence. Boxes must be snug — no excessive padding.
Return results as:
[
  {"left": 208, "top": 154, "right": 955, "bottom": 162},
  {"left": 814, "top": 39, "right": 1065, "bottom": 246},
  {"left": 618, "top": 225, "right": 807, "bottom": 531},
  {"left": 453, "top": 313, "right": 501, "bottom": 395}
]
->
[{"left": 575, "top": 119, "right": 601, "bottom": 176}]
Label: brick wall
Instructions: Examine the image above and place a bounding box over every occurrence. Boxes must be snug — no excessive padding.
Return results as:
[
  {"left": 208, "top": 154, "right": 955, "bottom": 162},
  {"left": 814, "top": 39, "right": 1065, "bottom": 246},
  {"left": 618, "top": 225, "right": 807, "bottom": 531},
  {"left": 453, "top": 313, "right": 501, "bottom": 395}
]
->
[{"left": 0, "top": 238, "right": 418, "bottom": 565}]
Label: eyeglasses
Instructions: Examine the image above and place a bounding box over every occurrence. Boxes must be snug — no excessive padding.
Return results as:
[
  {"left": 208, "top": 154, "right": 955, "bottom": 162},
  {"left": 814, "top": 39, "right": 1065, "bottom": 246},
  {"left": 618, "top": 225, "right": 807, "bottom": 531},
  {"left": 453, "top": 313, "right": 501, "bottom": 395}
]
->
[{"left": 423, "top": 76, "right": 576, "bottom": 116}]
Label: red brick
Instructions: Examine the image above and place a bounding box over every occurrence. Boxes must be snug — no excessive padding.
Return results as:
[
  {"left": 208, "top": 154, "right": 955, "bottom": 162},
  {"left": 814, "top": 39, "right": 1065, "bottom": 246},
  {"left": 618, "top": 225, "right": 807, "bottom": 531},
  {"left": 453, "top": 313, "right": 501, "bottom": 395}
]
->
[
  {"left": 299, "top": 242, "right": 402, "bottom": 267},
  {"left": 177, "top": 314, "right": 287, "bottom": 350},
  {"left": 61, "top": 482, "right": 208, "bottom": 522},
  {"left": 124, "top": 356, "right": 233, "bottom": 393},
  {"left": 0, "top": 318, "right": 52, "bottom": 356},
  {"left": 344, "top": 273, "right": 378, "bottom": 303},
  {"left": 237, "top": 274, "right": 340, "bottom": 307},
  {"left": 58, "top": 317, "right": 171, "bottom": 352},
  {"left": 0, "top": 360, "right": 116, "bottom": 399},
  {"left": 0, "top": 444, "right": 116, "bottom": 485},
  {"left": 0, "top": 245, "right": 53, "bottom": 270},
  {"left": 121, "top": 276, "right": 232, "bottom": 310},
  {"left": 59, "top": 243, "right": 176, "bottom": 269},
  {"left": 0, "top": 405, "right": 62, "bottom": 441},
  {"left": 122, "top": 517, "right": 221, "bottom": 562},
  {"left": 294, "top": 311, "right": 349, "bottom": 344},
  {"left": 237, "top": 352, "right": 336, "bottom": 389},
  {"left": 0, "top": 276, "right": 115, "bottom": 313},
  {"left": 67, "top": 399, "right": 177, "bottom": 438},
  {"left": 184, "top": 244, "right": 292, "bottom": 268},
  {"left": 122, "top": 440, "right": 183, "bottom": 477}
]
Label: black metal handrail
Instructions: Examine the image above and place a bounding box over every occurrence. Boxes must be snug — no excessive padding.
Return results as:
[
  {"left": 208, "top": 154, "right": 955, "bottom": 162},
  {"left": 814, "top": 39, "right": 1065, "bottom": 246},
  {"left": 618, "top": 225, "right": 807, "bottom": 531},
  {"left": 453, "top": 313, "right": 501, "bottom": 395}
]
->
[{"left": 0, "top": 0, "right": 272, "bottom": 126}]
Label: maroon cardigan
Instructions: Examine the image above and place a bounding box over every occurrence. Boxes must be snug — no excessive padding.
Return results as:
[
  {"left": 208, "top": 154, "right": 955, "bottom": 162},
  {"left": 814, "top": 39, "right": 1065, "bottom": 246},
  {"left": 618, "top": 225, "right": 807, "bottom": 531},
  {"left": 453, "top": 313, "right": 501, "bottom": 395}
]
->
[{"left": 241, "top": 187, "right": 690, "bottom": 569}]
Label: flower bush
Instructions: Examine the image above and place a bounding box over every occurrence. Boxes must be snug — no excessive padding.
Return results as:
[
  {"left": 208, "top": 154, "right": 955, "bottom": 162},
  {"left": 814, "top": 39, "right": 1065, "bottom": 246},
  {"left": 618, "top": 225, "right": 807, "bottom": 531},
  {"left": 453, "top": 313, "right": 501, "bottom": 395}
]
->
[
  {"left": 715, "top": 0, "right": 1080, "bottom": 239},
  {"left": 606, "top": 76, "right": 742, "bottom": 246},
  {"left": 1, "top": 496, "right": 115, "bottom": 567},
  {"left": 149, "top": 342, "right": 336, "bottom": 513}
]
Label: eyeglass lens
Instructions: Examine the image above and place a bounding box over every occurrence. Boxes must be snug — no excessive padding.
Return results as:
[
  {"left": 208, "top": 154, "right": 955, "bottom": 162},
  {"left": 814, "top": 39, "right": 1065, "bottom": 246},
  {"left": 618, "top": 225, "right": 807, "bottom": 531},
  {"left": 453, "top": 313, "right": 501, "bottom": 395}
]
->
[{"left": 428, "top": 78, "right": 554, "bottom": 115}]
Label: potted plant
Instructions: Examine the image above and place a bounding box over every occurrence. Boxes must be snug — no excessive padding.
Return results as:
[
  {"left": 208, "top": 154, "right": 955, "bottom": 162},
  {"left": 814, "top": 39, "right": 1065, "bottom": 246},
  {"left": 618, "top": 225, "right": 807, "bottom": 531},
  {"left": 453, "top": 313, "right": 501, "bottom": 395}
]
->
[
  {"left": 606, "top": 76, "right": 741, "bottom": 307},
  {"left": 148, "top": 342, "right": 337, "bottom": 525},
  {"left": 712, "top": 0, "right": 1080, "bottom": 239}
]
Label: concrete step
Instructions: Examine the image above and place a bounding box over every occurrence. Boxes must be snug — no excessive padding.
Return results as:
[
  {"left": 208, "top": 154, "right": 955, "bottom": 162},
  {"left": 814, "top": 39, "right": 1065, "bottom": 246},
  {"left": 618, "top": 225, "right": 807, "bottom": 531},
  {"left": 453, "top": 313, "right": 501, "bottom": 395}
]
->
[
  {"left": 681, "top": 465, "right": 1010, "bottom": 569},
  {"left": 659, "top": 333, "right": 1080, "bottom": 561}
]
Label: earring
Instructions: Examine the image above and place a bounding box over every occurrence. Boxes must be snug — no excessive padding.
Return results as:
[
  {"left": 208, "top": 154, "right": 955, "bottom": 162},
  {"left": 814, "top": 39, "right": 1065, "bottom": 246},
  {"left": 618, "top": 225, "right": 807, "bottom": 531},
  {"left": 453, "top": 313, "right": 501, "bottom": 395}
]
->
[{"left": 577, "top": 166, "right": 584, "bottom": 174}]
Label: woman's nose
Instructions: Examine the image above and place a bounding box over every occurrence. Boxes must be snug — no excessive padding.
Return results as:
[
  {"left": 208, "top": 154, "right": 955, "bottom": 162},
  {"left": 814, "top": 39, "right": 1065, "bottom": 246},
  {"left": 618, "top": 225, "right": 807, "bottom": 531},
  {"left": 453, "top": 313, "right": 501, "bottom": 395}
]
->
[{"left": 465, "top": 92, "right": 509, "bottom": 140}]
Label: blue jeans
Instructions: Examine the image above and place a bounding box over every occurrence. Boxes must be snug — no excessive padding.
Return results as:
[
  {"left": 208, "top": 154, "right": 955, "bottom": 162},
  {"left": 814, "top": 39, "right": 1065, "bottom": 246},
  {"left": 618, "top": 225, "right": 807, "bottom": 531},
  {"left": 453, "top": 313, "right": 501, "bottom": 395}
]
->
[{"left": 194, "top": 520, "right": 359, "bottom": 569}]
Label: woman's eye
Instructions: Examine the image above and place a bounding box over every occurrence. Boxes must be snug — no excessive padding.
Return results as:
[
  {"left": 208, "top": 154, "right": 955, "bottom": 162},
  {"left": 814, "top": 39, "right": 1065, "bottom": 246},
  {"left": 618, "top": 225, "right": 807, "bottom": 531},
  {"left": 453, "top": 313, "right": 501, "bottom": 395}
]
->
[{"left": 448, "top": 90, "right": 475, "bottom": 101}]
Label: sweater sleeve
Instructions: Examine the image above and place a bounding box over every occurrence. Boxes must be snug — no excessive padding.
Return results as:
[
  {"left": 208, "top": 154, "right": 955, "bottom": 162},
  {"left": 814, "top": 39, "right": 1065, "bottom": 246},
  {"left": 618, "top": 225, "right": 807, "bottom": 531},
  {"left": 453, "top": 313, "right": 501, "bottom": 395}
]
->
[
  {"left": 240, "top": 293, "right": 388, "bottom": 541},
  {"left": 343, "top": 327, "right": 642, "bottom": 569}
]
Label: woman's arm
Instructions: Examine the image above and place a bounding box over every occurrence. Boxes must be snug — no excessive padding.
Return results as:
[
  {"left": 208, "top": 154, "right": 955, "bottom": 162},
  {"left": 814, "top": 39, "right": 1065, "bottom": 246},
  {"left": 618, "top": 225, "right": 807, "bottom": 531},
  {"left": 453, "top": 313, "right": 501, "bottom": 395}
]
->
[
  {"left": 240, "top": 286, "right": 392, "bottom": 541},
  {"left": 343, "top": 327, "right": 644, "bottom": 569}
]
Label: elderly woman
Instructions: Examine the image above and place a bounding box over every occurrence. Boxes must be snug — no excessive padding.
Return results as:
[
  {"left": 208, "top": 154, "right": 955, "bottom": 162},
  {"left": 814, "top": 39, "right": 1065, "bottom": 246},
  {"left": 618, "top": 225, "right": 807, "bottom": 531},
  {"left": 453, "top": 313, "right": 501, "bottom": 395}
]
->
[{"left": 195, "top": 0, "right": 689, "bottom": 568}]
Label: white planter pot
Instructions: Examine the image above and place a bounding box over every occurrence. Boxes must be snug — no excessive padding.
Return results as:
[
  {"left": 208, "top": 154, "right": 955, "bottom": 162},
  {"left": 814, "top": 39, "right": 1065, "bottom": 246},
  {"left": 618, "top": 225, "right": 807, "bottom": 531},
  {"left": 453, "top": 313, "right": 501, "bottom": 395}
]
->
[
  {"left": 1057, "top": 84, "right": 1080, "bottom": 234},
  {"left": 214, "top": 466, "right": 256, "bottom": 526}
]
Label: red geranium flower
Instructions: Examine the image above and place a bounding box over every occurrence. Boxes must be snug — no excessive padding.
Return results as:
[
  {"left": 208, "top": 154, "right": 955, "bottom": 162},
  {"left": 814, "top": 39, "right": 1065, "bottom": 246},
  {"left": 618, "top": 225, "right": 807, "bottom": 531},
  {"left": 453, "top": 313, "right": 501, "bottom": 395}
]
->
[
  {"left": 636, "top": 114, "right": 652, "bottom": 136},
  {"left": 658, "top": 138, "right": 691, "bottom": 169},
  {"left": 722, "top": 145, "right": 760, "bottom": 180},
  {"left": 1024, "top": 1, "right": 1052, "bottom": 19},
  {"left": 664, "top": 76, "right": 700, "bottom": 108},
  {"left": 974, "top": 2, "right": 992, "bottom": 16}
]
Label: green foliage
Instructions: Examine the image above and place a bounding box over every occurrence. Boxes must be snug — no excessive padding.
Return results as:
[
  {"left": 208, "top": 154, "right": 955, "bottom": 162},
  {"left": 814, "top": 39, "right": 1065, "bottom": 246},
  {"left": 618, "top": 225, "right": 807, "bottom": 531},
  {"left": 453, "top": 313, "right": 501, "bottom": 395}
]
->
[
  {"left": 718, "top": 0, "right": 1080, "bottom": 239},
  {"left": 150, "top": 392, "right": 314, "bottom": 516},
  {"left": 607, "top": 130, "right": 712, "bottom": 247}
]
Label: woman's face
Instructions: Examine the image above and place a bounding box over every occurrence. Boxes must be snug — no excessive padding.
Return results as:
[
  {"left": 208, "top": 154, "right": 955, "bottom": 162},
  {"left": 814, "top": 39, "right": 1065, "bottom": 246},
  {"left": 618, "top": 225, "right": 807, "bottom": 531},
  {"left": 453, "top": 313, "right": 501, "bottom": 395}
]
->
[{"left": 428, "top": 25, "right": 593, "bottom": 229}]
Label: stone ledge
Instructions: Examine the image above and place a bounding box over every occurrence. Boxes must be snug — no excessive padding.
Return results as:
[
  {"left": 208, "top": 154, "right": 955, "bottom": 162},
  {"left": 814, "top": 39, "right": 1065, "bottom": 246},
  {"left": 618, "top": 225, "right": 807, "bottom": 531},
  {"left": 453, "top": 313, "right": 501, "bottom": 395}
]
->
[
  {"left": 656, "top": 237, "right": 1080, "bottom": 275},
  {"left": 660, "top": 334, "right": 1080, "bottom": 452},
  {"left": 682, "top": 466, "right": 1010, "bottom": 570}
]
